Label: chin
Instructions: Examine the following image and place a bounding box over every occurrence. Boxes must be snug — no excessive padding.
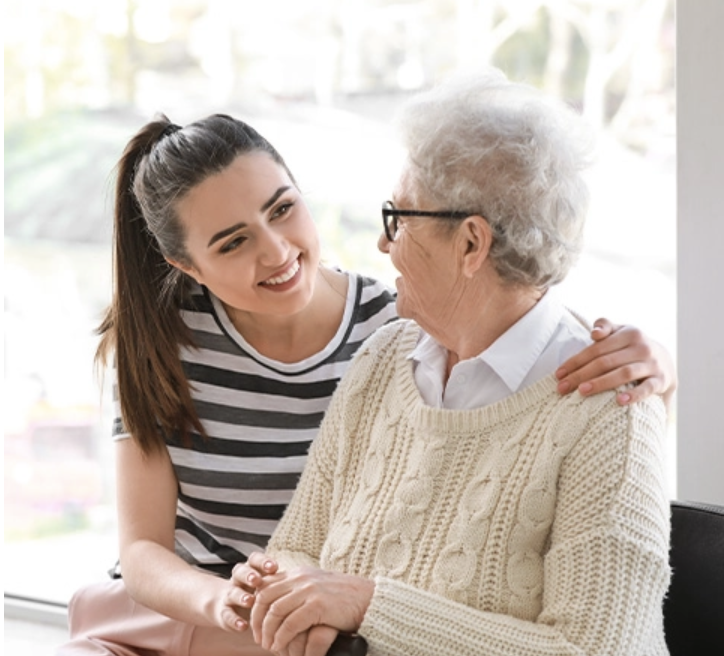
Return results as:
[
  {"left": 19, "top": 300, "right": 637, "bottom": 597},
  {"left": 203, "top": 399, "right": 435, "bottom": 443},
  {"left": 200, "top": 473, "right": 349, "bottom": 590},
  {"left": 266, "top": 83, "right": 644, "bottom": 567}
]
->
[{"left": 394, "top": 298, "right": 413, "bottom": 321}]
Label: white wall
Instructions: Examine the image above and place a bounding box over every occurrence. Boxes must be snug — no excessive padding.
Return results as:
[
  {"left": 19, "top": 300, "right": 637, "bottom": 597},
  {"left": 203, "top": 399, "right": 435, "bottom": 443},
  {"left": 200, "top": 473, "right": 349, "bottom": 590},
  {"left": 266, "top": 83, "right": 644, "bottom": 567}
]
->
[{"left": 677, "top": 1, "right": 724, "bottom": 505}]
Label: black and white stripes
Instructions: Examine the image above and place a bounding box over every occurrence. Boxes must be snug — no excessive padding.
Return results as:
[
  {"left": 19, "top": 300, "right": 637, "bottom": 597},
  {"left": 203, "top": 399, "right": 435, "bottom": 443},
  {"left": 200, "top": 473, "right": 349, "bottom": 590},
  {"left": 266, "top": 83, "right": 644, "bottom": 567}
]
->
[{"left": 113, "top": 273, "right": 397, "bottom": 576}]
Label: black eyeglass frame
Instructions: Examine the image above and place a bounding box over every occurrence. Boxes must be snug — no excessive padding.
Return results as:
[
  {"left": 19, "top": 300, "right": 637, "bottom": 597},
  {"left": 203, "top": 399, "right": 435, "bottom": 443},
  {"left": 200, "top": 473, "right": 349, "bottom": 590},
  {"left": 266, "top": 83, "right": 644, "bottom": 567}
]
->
[{"left": 381, "top": 200, "right": 472, "bottom": 242}]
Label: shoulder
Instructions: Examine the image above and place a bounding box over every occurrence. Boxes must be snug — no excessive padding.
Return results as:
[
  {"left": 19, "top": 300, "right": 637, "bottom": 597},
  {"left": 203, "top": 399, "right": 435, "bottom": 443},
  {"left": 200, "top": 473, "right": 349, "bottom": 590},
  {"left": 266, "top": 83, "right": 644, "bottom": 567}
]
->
[
  {"left": 338, "top": 273, "right": 398, "bottom": 347},
  {"left": 345, "top": 319, "right": 418, "bottom": 382},
  {"left": 551, "top": 388, "right": 668, "bottom": 467},
  {"left": 177, "top": 282, "right": 228, "bottom": 342},
  {"left": 352, "top": 273, "right": 397, "bottom": 317},
  {"left": 585, "top": 388, "right": 666, "bottom": 431},
  {"left": 179, "top": 281, "right": 213, "bottom": 314},
  {"left": 356, "top": 272, "right": 396, "bottom": 299},
  {"left": 328, "top": 319, "right": 416, "bottom": 415}
]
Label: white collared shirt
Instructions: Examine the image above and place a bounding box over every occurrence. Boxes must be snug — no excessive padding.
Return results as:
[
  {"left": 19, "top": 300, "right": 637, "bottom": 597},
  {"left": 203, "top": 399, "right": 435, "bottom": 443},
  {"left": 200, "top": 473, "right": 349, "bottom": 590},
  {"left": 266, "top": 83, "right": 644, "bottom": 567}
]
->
[{"left": 410, "top": 289, "right": 593, "bottom": 409}]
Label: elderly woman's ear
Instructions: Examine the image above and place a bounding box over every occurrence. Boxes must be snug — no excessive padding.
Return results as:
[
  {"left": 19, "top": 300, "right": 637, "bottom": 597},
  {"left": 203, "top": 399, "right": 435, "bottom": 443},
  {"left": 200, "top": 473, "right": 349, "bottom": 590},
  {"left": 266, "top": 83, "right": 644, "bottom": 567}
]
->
[{"left": 459, "top": 215, "right": 495, "bottom": 278}]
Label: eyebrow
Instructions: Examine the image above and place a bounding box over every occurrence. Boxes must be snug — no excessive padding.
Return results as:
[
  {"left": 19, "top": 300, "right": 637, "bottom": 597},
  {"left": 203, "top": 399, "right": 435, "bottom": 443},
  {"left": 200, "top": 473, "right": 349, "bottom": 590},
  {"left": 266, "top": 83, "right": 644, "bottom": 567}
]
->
[
  {"left": 261, "top": 185, "right": 292, "bottom": 213},
  {"left": 207, "top": 185, "right": 293, "bottom": 248}
]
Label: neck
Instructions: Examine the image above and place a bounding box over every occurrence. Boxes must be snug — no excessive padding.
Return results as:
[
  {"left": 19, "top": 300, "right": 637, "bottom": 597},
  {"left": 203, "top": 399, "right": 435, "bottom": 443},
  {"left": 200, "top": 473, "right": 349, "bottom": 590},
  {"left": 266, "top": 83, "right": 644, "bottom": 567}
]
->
[
  {"left": 438, "top": 281, "right": 543, "bottom": 377},
  {"left": 225, "top": 267, "right": 348, "bottom": 363}
]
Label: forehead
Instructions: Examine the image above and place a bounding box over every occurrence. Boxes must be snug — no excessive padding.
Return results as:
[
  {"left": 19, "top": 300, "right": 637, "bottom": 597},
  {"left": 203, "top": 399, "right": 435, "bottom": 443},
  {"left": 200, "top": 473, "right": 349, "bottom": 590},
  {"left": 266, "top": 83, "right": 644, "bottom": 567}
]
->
[
  {"left": 196, "top": 151, "right": 289, "bottom": 199},
  {"left": 178, "top": 152, "right": 291, "bottom": 221}
]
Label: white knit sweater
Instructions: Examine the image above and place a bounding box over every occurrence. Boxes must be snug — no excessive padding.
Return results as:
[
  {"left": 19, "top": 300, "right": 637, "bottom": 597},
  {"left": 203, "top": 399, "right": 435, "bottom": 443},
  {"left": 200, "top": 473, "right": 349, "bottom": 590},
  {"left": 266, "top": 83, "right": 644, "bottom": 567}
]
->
[{"left": 267, "top": 320, "right": 671, "bottom": 656}]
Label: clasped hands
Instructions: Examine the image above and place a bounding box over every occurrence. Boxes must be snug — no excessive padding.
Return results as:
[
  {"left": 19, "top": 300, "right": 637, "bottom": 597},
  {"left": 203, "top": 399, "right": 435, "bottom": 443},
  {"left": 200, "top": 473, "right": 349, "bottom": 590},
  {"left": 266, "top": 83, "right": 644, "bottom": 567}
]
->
[{"left": 224, "top": 552, "right": 374, "bottom": 656}]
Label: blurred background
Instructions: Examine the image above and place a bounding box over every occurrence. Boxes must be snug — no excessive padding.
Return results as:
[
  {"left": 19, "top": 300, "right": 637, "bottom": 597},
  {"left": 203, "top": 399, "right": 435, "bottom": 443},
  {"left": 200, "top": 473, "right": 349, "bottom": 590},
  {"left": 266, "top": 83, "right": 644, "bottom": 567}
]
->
[{"left": 4, "top": 0, "right": 676, "bottom": 607}]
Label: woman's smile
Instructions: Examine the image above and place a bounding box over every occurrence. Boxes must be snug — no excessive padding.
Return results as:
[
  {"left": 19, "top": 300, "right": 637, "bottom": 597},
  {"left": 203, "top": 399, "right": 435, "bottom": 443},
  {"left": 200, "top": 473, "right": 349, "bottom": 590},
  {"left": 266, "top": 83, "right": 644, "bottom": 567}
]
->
[{"left": 260, "top": 256, "right": 302, "bottom": 290}]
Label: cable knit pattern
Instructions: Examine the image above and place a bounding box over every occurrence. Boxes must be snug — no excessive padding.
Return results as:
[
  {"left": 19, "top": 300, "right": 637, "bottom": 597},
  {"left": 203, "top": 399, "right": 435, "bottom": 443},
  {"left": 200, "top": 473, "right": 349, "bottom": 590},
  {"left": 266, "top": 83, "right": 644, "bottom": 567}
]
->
[{"left": 267, "top": 319, "right": 671, "bottom": 656}]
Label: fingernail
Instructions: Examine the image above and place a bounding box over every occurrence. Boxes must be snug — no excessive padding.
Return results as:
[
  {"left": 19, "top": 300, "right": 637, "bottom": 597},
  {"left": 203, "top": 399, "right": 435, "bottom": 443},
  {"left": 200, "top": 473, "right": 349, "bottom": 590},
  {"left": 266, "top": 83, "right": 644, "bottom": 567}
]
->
[
  {"left": 618, "top": 392, "right": 631, "bottom": 405},
  {"left": 555, "top": 367, "right": 567, "bottom": 379},
  {"left": 235, "top": 619, "right": 247, "bottom": 631},
  {"left": 242, "top": 594, "right": 253, "bottom": 605},
  {"left": 263, "top": 560, "right": 274, "bottom": 571},
  {"left": 579, "top": 382, "right": 593, "bottom": 395},
  {"left": 557, "top": 380, "right": 571, "bottom": 393},
  {"left": 247, "top": 573, "right": 257, "bottom": 584}
]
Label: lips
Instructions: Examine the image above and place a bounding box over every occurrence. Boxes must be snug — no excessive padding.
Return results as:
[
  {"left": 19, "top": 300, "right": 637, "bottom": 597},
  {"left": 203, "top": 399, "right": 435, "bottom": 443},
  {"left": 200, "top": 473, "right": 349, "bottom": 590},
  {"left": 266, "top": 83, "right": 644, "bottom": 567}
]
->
[{"left": 261, "top": 258, "right": 301, "bottom": 286}]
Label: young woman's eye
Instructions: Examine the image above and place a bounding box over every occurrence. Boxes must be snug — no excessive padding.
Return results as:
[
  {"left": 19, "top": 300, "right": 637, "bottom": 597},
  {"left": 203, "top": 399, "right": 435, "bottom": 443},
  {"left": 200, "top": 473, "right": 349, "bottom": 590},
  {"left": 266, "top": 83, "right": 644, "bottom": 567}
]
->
[
  {"left": 271, "top": 201, "right": 294, "bottom": 220},
  {"left": 220, "top": 235, "right": 246, "bottom": 254}
]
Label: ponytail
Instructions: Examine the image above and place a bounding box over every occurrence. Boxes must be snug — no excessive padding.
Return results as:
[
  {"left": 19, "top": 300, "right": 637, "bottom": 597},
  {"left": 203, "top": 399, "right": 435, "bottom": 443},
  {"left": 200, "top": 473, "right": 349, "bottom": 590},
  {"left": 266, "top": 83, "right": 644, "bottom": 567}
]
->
[{"left": 96, "top": 117, "right": 204, "bottom": 455}]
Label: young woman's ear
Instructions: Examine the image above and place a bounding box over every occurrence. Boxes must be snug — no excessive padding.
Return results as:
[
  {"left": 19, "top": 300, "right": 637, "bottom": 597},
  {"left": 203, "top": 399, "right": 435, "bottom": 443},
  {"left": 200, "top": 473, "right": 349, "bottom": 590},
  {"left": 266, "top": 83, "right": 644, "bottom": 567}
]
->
[
  {"left": 459, "top": 215, "right": 494, "bottom": 278},
  {"left": 165, "top": 257, "right": 201, "bottom": 285}
]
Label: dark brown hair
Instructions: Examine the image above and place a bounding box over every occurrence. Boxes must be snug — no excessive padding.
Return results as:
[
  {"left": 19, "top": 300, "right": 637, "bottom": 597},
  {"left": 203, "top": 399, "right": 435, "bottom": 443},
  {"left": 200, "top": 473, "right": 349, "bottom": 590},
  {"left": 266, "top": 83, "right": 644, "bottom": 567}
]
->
[{"left": 96, "top": 114, "right": 294, "bottom": 455}]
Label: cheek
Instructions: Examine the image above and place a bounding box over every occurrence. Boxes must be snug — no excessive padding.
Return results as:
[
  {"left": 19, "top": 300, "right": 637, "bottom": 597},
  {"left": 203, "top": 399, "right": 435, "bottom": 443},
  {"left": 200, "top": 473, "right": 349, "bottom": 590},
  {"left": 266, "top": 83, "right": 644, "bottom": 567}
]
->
[
  {"left": 292, "top": 214, "right": 321, "bottom": 260},
  {"left": 394, "top": 239, "right": 435, "bottom": 285},
  {"left": 390, "top": 240, "right": 417, "bottom": 276},
  {"left": 394, "top": 252, "right": 429, "bottom": 305}
]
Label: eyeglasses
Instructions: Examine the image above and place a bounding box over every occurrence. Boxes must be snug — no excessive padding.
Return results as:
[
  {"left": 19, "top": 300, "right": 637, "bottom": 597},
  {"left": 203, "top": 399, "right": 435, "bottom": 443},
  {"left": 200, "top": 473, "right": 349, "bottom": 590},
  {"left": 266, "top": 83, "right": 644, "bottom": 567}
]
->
[{"left": 381, "top": 200, "right": 471, "bottom": 242}]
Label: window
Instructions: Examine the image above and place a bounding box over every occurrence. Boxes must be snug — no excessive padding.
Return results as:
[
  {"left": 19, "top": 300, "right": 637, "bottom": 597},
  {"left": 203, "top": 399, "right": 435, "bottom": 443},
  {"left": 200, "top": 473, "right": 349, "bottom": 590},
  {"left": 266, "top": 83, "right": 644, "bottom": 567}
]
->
[{"left": 4, "top": 0, "right": 678, "bottom": 606}]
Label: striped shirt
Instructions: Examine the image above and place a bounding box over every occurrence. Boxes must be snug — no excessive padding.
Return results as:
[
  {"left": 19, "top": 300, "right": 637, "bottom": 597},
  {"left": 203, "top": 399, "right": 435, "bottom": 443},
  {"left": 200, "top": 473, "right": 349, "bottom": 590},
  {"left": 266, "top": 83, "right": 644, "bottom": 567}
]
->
[{"left": 113, "top": 272, "right": 397, "bottom": 575}]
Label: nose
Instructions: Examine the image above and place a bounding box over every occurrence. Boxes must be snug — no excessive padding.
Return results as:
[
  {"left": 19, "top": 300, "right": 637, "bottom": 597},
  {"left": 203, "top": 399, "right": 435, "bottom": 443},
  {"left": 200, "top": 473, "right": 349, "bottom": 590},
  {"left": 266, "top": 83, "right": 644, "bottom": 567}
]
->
[
  {"left": 378, "top": 230, "right": 391, "bottom": 254},
  {"left": 258, "top": 225, "right": 289, "bottom": 265}
]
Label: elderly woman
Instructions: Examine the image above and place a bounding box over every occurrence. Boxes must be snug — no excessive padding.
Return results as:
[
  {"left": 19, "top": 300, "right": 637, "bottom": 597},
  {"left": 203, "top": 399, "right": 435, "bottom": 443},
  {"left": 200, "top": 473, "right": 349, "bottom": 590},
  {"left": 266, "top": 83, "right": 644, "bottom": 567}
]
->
[{"left": 233, "top": 69, "right": 671, "bottom": 656}]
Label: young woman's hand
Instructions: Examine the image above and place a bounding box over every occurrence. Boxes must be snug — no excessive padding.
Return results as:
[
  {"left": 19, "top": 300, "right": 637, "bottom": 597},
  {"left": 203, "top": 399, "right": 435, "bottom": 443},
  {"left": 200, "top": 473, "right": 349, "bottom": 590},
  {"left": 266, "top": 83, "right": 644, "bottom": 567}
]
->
[
  {"left": 214, "top": 578, "right": 251, "bottom": 633},
  {"left": 556, "top": 318, "right": 677, "bottom": 408},
  {"left": 222, "top": 553, "right": 280, "bottom": 633}
]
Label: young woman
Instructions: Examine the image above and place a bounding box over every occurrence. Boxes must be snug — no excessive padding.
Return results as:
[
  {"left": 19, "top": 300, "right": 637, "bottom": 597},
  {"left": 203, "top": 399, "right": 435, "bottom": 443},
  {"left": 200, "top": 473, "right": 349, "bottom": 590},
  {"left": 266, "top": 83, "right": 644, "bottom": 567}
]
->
[{"left": 57, "top": 113, "right": 676, "bottom": 656}]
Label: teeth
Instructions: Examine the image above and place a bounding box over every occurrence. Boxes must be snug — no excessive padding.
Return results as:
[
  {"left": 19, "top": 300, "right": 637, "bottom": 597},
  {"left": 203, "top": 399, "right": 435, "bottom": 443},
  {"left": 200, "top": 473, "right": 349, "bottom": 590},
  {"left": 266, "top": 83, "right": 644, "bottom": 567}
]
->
[{"left": 264, "top": 259, "right": 300, "bottom": 285}]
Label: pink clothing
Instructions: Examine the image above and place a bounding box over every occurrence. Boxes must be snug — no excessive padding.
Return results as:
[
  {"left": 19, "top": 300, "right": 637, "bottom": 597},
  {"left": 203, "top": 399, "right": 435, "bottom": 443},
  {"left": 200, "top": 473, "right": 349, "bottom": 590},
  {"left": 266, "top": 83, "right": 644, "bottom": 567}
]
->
[{"left": 57, "top": 579, "right": 269, "bottom": 656}]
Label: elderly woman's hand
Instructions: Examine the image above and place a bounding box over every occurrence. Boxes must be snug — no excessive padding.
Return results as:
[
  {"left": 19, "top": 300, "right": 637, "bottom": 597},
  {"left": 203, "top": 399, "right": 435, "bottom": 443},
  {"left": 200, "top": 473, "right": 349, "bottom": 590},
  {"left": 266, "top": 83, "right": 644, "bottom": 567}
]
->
[
  {"left": 555, "top": 318, "right": 677, "bottom": 409},
  {"left": 241, "top": 553, "right": 374, "bottom": 655},
  {"left": 274, "top": 625, "right": 340, "bottom": 656}
]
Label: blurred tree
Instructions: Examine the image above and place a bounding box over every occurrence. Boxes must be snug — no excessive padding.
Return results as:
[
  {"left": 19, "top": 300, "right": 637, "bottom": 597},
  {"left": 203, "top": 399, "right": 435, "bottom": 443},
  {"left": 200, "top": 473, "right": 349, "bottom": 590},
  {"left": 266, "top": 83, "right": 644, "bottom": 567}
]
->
[{"left": 451, "top": 0, "right": 673, "bottom": 143}]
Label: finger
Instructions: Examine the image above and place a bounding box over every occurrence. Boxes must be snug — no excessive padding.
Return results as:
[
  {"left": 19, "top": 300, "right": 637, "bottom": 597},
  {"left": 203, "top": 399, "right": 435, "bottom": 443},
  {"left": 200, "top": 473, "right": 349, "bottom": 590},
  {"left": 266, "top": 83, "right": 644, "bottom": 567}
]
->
[
  {"left": 261, "top": 593, "right": 307, "bottom": 651},
  {"left": 615, "top": 378, "right": 663, "bottom": 406},
  {"left": 248, "top": 572, "right": 298, "bottom": 643},
  {"left": 247, "top": 552, "right": 279, "bottom": 575},
  {"left": 225, "top": 584, "right": 255, "bottom": 613},
  {"left": 250, "top": 582, "right": 288, "bottom": 645},
  {"left": 231, "top": 558, "right": 264, "bottom": 589},
  {"left": 219, "top": 605, "right": 248, "bottom": 632},
  {"left": 558, "top": 352, "right": 642, "bottom": 394},
  {"left": 557, "top": 325, "right": 648, "bottom": 381},
  {"left": 556, "top": 340, "right": 611, "bottom": 381},
  {"left": 250, "top": 593, "right": 271, "bottom": 644},
  {"left": 557, "top": 340, "right": 652, "bottom": 392},
  {"left": 286, "top": 630, "right": 308, "bottom": 656},
  {"left": 304, "top": 626, "right": 339, "bottom": 656},
  {"left": 572, "top": 363, "right": 650, "bottom": 398},
  {"left": 233, "top": 562, "right": 279, "bottom": 592},
  {"left": 590, "top": 317, "right": 619, "bottom": 339},
  {"left": 268, "top": 604, "right": 321, "bottom": 653}
]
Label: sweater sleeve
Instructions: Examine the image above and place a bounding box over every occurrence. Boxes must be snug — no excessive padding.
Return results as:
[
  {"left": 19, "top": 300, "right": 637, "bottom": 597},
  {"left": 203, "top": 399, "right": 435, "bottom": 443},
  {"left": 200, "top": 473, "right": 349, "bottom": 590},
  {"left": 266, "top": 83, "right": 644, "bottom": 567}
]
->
[
  {"left": 266, "top": 324, "right": 401, "bottom": 572},
  {"left": 358, "top": 396, "right": 671, "bottom": 656}
]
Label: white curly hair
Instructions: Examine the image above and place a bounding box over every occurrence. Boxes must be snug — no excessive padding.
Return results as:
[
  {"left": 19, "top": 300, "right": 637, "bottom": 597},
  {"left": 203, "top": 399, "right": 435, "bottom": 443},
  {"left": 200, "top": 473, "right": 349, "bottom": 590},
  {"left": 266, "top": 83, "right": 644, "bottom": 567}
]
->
[{"left": 396, "top": 68, "right": 595, "bottom": 289}]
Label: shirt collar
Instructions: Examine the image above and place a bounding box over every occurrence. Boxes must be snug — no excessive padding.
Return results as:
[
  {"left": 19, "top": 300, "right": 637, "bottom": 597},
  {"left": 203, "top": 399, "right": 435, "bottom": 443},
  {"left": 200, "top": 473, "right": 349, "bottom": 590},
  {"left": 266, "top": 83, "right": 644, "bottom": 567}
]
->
[{"left": 479, "top": 289, "right": 566, "bottom": 392}]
